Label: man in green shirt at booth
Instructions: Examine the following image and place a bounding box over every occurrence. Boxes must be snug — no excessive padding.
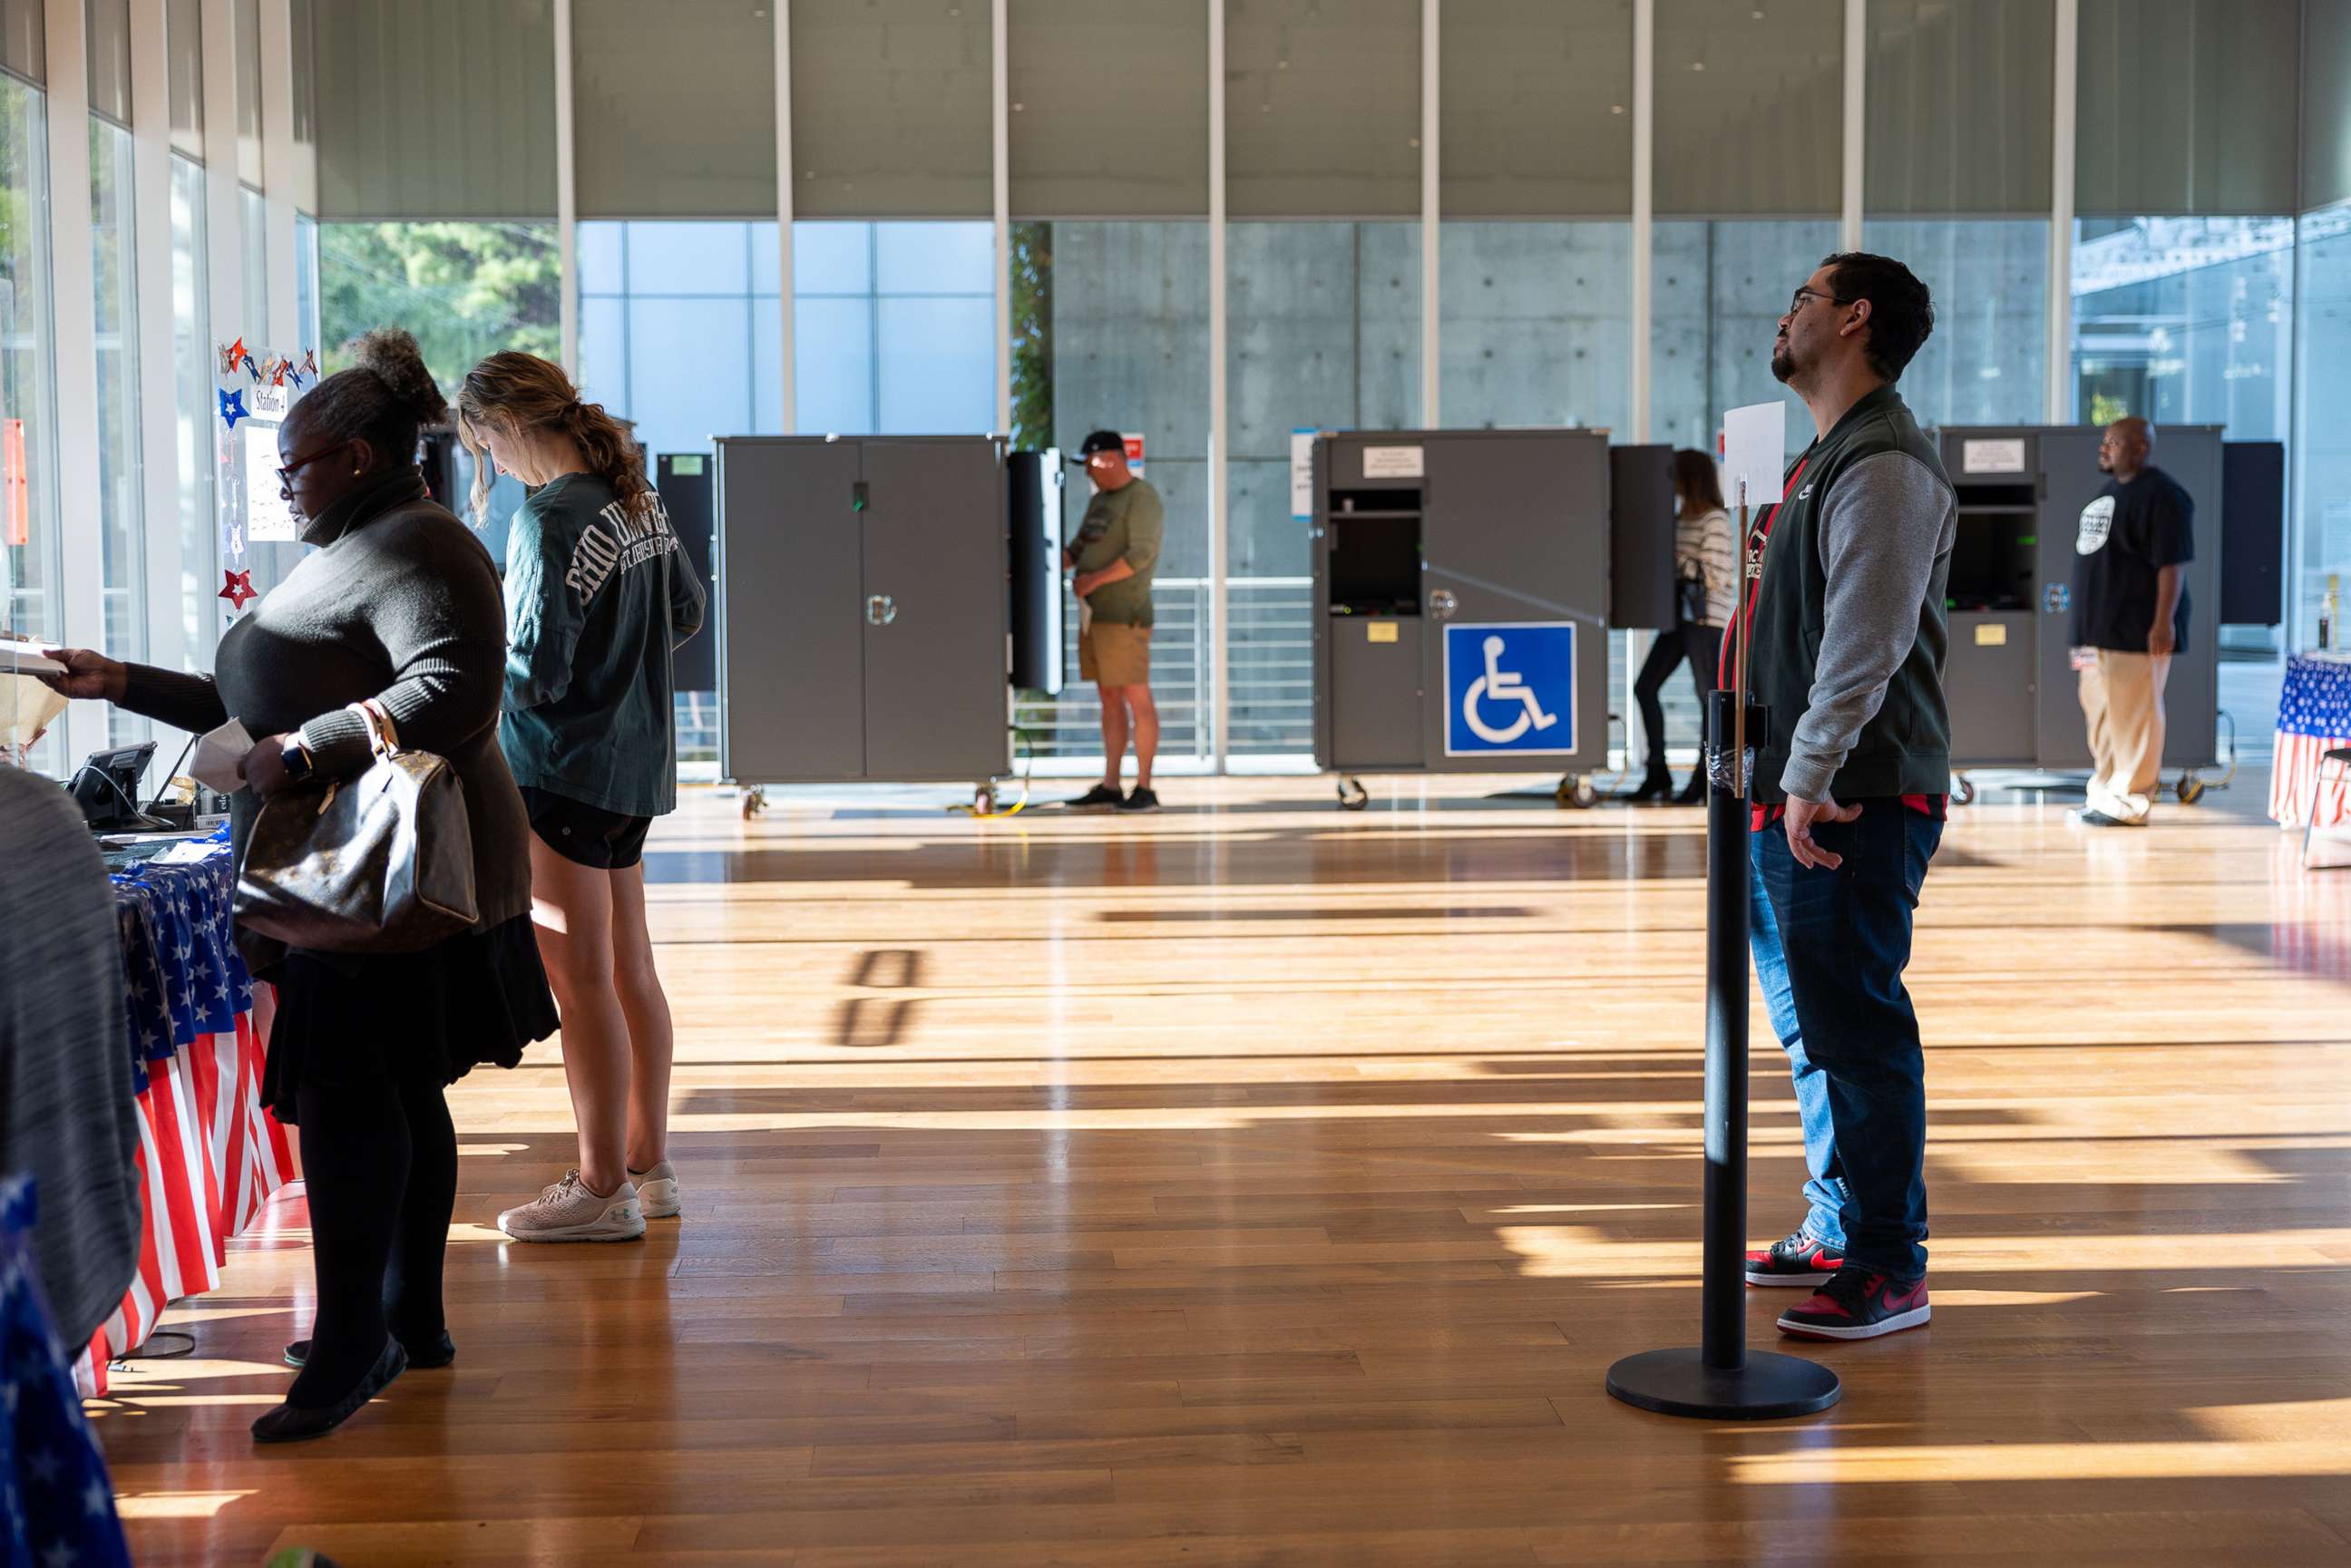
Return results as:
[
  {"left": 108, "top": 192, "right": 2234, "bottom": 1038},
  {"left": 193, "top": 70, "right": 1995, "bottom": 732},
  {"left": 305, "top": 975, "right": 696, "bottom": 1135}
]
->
[{"left": 1062, "top": 430, "right": 1166, "bottom": 813}]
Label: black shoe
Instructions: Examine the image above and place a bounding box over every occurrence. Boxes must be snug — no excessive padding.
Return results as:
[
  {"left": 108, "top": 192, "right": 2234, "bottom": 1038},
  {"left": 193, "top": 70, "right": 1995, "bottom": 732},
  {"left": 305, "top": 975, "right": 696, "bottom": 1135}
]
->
[
  {"left": 1117, "top": 786, "right": 1161, "bottom": 813},
  {"left": 1744, "top": 1229, "right": 1845, "bottom": 1287},
  {"left": 252, "top": 1336, "right": 406, "bottom": 1444},
  {"left": 285, "top": 1330, "right": 454, "bottom": 1370},
  {"left": 1065, "top": 784, "right": 1125, "bottom": 813},
  {"left": 1624, "top": 769, "right": 1673, "bottom": 803},
  {"left": 1673, "top": 774, "right": 1706, "bottom": 805}
]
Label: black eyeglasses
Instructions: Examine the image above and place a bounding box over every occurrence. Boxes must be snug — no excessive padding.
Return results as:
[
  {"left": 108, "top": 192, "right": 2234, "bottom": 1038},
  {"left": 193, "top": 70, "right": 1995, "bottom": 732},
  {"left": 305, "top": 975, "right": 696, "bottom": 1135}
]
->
[
  {"left": 1787, "top": 287, "right": 1855, "bottom": 318},
  {"left": 277, "top": 439, "right": 354, "bottom": 489}
]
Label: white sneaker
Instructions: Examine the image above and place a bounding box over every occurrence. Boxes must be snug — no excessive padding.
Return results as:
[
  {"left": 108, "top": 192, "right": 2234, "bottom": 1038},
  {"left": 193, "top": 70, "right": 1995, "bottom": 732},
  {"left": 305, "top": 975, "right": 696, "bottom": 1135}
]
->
[
  {"left": 630, "top": 1160, "right": 681, "bottom": 1219},
  {"left": 496, "top": 1170, "right": 646, "bottom": 1242}
]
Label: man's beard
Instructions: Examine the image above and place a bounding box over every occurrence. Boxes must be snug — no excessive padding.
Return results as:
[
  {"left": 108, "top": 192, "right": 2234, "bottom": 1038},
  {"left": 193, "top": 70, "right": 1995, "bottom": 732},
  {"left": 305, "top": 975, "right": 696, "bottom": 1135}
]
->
[{"left": 1770, "top": 338, "right": 1797, "bottom": 385}]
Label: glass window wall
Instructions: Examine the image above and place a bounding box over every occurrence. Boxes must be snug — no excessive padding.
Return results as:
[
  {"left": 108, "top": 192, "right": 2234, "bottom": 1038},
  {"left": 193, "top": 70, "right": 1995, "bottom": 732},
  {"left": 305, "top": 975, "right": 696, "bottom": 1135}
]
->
[
  {"left": 171, "top": 152, "right": 211, "bottom": 666},
  {"left": 1862, "top": 219, "right": 2049, "bottom": 430},
  {"left": 91, "top": 115, "right": 145, "bottom": 745},
  {"left": 0, "top": 73, "right": 60, "bottom": 774},
  {"left": 2296, "top": 202, "right": 2351, "bottom": 648},
  {"left": 1013, "top": 221, "right": 1211, "bottom": 765},
  {"left": 318, "top": 220, "right": 560, "bottom": 393},
  {"left": 1226, "top": 220, "right": 1420, "bottom": 758}
]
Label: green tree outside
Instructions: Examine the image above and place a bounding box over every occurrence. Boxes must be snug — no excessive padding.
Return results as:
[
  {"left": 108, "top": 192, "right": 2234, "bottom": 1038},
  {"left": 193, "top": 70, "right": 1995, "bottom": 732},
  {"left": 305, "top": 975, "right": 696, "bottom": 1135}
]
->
[{"left": 318, "top": 221, "right": 561, "bottom": 394}]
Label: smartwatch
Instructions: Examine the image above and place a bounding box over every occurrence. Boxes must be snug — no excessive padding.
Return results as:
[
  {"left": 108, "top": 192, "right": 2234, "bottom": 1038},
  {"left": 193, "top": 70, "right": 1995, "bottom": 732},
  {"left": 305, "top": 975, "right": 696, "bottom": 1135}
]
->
[{"left": 279, "top": 735, "right": 317, "bottom": 784}]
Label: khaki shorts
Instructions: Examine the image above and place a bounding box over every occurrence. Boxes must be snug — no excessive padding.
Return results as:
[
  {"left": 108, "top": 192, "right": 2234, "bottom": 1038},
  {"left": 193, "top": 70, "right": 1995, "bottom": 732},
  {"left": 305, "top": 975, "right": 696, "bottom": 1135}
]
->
[{"left": 1079, "top": 621, "right": 1153, "bottom": 687}]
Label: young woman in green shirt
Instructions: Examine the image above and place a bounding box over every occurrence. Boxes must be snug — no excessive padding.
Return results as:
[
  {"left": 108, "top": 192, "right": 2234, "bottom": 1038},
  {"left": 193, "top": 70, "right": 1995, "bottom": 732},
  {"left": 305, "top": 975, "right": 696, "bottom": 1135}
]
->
[{"left": 456, "top": 354, "right": 706, "bottom": 1245}]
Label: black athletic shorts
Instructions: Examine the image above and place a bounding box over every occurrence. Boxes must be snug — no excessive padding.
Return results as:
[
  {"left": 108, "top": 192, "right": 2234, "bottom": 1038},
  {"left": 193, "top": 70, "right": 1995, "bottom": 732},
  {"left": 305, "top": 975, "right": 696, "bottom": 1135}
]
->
[{"left": 519, "top": 785, "right": 653, "bottom": 871}]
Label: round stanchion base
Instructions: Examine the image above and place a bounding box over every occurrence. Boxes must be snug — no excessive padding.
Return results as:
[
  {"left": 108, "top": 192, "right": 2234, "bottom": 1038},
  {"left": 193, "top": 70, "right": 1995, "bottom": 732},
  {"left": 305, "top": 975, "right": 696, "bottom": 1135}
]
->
[{"left": 1605, "top": 1348, "right": 1841, "bottom": 1421}]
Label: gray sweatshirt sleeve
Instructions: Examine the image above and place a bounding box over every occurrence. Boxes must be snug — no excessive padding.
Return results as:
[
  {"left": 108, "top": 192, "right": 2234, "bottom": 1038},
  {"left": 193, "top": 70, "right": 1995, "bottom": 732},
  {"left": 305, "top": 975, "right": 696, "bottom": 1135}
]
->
[{"left": 1780, "top": 451, "right": 1956, "bottom": 802}]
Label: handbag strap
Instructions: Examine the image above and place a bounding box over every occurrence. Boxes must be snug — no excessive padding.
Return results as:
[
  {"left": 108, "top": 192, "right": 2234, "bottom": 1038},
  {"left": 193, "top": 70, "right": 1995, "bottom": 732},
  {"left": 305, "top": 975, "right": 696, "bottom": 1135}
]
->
[{"left": 346, "top": 699, "right": 403, "bottom": 759}]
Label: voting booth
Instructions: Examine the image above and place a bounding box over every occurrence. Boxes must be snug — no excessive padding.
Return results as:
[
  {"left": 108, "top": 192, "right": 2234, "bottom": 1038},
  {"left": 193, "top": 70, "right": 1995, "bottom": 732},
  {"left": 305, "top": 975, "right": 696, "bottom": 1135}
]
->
[
  {"left": 1936, "top": 425, "right": 2222, "bottom": 798},
  {"left": 713, "top": 436, "right": 1060, "bottom": 807},
  {"left": 1309, "top": 429, "right": 1673, "bottom": 808}
]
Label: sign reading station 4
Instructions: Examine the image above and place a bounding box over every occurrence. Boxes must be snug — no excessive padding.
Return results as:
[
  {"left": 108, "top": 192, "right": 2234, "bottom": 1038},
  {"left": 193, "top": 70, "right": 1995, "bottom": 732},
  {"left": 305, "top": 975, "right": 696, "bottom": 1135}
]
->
[{"left": 1444, "top": 622, "right": 1578, "bottom": 757}]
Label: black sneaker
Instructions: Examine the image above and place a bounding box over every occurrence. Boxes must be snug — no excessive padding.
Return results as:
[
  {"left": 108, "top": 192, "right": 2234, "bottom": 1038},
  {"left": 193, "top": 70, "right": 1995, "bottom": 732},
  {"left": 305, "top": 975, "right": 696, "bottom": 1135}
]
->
[
  {"left": 1776, "top": 1266, "right": 1931, "bottom": 1341},
  {"left": 1745, "top": 1229, "right": 1845, "bottom": 1287},
  {"left": 1117, "top": 786, "right": 1161, "bottom": 813},
  {"left": 1065, "top": 784, "right": 1125, "bottom": 813}
]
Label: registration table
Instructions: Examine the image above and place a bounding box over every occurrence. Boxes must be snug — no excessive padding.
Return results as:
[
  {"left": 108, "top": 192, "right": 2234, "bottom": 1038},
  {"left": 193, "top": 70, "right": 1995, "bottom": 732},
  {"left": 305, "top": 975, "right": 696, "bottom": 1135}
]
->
[
  {"left": 2271, "top": 653, "right": 2351, "bottom": 832},
  {"left": 83, "top": 829, "right": 295, "bottom": 1394}
]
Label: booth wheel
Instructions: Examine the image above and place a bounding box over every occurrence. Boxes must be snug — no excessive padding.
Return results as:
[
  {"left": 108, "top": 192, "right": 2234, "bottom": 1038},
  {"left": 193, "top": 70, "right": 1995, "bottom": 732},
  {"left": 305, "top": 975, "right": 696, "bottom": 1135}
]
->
[
  {"left": 1337, "top": 776, "right": 1371, "bottom": 812},
  {"left": 738, "top": 785, "right": 767, "bottom": 822},
  {"left": 2176, "top": 774, "right": 2207, "bottom": 806},
  {"left": 1951, "top": 774, "right": 1977, "bottom": 808},
  {"left": 1556, "top": 774, "right": 1599, "bottom": 810}
]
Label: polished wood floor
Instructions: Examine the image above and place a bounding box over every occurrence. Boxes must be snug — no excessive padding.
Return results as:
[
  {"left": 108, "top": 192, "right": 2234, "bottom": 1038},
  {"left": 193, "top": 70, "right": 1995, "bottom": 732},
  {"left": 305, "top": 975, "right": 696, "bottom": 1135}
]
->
[{"left": 95, "top": 774, "right": 2351, "bottom": 1566}]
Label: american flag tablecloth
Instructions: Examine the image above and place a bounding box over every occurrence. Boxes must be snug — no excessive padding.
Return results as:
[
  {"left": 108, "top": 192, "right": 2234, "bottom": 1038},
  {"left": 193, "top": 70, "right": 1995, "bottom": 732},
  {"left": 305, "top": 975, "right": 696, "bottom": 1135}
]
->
[
  {"left": 80, "top": 832, "right": 296, "bottom": 1397},
  {"left": 2271, "top": 654, "right": 2351, "bottom": 830}
]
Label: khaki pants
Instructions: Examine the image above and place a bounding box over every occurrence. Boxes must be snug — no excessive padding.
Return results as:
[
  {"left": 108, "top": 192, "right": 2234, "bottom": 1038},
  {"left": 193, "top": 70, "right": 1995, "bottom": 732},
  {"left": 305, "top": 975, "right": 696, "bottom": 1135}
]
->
[{"left": 2078, "top": 649, "right": 2170, "bottom": 823}]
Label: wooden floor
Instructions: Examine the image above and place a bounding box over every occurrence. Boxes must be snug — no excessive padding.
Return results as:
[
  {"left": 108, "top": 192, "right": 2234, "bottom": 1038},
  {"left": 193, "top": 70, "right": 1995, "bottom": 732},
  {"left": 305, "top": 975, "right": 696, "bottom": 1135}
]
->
[{"left": 95, "top": 775, "right": 2351, "bottom": 1566}]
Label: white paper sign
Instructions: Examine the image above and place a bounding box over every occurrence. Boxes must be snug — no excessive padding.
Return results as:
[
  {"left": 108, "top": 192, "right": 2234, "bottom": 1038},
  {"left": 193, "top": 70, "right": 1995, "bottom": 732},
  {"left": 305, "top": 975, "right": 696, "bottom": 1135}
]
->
[
  {"left": 1290, "top": 429, "right": 1317, "bottom": 520},
  {"left": 1962, "top": 437, "right": 2027, "bottom": 475},
  {"left": 1722, "top": 402, "right": 1788, "bottom": 508},
  {"left": 1362, "top": 445, "right": 1424, "bottom": 480},
  {"left": 244, "top": 421, "right": 298, "bottom": 542}
]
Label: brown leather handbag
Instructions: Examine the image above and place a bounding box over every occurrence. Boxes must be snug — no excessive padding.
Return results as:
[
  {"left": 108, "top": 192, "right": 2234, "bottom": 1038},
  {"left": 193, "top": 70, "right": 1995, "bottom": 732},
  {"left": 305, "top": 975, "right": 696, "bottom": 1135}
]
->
[{"left": 234, "top": 700, "right": 477, "bottom": 953}]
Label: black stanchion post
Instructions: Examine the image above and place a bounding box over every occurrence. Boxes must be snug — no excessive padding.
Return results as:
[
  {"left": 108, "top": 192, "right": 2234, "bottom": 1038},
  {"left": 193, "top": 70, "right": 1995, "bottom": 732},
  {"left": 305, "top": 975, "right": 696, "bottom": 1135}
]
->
[{"left": 1604, "top": 693, "right": 1841, "bottom": 1419}]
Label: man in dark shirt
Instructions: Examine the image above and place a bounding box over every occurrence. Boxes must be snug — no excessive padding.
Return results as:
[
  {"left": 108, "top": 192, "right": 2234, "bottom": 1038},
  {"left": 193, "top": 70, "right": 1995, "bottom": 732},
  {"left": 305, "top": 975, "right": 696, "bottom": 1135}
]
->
[{"left": 2069, "top": 417, "right": 2192, "bottom": 827}]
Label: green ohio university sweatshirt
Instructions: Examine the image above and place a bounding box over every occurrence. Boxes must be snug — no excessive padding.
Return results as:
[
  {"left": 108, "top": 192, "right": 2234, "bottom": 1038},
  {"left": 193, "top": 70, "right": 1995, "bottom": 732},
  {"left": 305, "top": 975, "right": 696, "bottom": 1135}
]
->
[{"left": 501, "top": 472, "right": 706, "bottom": 818}]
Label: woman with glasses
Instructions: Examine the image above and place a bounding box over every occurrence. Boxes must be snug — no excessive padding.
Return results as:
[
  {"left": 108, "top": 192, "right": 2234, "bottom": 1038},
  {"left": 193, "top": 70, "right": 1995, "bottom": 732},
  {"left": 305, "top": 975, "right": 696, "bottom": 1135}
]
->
[
  {"left": 41, "top": 329, "right": 558, "bottom": 1443},
  {"left": 1628, "top": 449, "right": 1737, "bottom": 803}
]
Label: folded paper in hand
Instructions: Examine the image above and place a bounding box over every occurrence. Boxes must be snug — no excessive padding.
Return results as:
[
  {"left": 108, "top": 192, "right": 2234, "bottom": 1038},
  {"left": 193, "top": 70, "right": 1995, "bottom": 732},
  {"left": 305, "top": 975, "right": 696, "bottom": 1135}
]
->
[{"left": 190, "top": 719, "right": 255, "bottom": 794}]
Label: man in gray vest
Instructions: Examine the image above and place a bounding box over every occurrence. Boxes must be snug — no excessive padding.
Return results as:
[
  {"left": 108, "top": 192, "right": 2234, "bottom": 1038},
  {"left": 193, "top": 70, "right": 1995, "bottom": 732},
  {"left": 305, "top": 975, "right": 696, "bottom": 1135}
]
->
[{"left": 1732, "top": 254, "right": 1957, "bottom": 1342}]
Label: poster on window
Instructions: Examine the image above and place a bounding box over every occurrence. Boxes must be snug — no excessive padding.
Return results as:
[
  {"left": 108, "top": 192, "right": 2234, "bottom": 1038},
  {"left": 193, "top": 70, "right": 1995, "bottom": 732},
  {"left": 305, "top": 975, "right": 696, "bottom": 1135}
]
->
[{"left": 214, "top": 341, "right": 317, "bottom": 616}]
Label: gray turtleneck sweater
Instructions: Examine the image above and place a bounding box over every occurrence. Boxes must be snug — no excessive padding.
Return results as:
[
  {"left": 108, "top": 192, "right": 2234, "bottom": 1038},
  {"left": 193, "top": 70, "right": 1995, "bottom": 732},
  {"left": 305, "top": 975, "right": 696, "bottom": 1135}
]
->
[{"left": 115, "top": 468, "right": 533, "bottom": 959}]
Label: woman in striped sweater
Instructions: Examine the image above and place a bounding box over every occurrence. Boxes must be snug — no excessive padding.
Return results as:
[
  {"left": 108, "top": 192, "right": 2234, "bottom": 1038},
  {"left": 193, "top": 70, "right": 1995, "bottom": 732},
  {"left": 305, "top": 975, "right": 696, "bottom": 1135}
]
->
[{"left": 1629, "top": 450, "right": 1737, "bottom": 803}]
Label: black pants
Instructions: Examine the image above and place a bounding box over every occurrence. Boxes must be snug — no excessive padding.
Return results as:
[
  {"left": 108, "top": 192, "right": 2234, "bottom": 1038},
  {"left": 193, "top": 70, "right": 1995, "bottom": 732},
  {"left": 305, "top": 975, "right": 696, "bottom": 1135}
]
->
[
  {"left": 1634, "top": 620, "right": 1725, "bottom": 775},
  {"left": 275, "top": 951, "right": 463, "bottom": 1407}
]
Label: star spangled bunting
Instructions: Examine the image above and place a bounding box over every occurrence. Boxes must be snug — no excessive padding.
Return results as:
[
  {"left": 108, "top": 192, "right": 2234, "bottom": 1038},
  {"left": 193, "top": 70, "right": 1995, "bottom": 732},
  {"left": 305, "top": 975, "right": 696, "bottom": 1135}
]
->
[
  {"left": 218, "top": 388, "right": 248, "bottom": 430},
  {"left": 219, "top": 569, "right": 256, "bottom": 610}
]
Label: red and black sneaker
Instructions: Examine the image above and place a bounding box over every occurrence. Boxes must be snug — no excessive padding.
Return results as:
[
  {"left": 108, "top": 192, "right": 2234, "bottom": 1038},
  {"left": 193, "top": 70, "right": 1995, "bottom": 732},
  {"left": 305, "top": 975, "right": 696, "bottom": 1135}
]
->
[
  {"left": 1745, "top": 1229, "right": 1844, "bottom": 1287},
  {"left": 1776, "top": 1266, "right": 1931, "bottom": 1341}
]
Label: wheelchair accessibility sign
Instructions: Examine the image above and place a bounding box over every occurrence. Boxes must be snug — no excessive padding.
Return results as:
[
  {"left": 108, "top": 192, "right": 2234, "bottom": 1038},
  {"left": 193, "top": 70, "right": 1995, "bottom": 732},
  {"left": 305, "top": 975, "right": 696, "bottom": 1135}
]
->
[{"left": 1444, "top": 622, "right": 1578, "bottom": 757}]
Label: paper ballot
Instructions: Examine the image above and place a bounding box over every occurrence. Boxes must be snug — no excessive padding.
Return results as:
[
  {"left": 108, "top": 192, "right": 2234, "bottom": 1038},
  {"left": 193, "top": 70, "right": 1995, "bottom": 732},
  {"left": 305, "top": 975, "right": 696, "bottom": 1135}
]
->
[
  {"left": 190, "top": 719, "right": 256, "bottom": 794},
  {"left": 0, "top": 673, "right": 66, "bottom": 750}
]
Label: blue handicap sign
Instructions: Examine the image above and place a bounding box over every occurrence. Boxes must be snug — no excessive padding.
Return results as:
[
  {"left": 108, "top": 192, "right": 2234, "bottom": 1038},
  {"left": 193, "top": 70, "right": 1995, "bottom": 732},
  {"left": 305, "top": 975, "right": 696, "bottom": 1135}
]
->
[{"left": 1444, "top": 622, "right": 1578, "bottom": 757}]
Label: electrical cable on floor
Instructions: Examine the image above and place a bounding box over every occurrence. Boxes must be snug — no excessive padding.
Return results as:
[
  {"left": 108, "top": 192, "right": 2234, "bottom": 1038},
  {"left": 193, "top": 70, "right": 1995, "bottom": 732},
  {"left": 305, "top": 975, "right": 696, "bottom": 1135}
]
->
[{"left": 112, "top": 1329, "right": 197, "bottom": 1368}]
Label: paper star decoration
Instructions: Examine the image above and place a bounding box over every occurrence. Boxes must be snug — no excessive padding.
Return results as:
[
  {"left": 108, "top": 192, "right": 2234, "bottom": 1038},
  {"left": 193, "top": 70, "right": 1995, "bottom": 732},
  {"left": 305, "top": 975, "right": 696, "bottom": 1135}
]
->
[
  {"left": 270, "top": 357, "right": 288, "bottom": 387},
  {"left": 219, "top": 336, "right": 245, "bottom": 376},
  {"left": 218, "top": 387, "right": 248, "bottom": 429},
  {"left": 302, "top": 348, "right": 317, "bottom": 376},
  {"left": 219, "top": 569, "right": 257, "bottom": 610}
]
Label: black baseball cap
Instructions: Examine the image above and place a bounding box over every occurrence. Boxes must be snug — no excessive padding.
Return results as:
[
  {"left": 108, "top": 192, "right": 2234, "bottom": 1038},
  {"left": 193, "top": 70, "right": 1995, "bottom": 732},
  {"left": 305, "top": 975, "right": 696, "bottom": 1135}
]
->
[{"left": 1069, "top": 430, "right": 1127, "bottom": 463}]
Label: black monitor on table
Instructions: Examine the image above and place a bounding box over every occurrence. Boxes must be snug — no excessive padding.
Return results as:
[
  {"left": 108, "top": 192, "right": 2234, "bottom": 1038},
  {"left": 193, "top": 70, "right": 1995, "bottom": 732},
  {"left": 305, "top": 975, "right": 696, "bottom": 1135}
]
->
[{"left": 69, "top": 741, "right": 157, "bottom": 830}]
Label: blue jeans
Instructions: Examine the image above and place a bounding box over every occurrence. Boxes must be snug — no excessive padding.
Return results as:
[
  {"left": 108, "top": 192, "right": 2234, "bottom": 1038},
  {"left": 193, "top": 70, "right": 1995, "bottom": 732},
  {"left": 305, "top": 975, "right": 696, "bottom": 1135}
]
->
[{"left": 1749, "top": 805, "right": 1941, "bottom": 1280}]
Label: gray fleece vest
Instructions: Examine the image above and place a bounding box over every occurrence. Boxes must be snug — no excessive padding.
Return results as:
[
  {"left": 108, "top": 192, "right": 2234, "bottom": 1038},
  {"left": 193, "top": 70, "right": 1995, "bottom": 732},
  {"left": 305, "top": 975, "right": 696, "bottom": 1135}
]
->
[{"left": 1747, "top": 385, "right": 1954, "bottom": 804}]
